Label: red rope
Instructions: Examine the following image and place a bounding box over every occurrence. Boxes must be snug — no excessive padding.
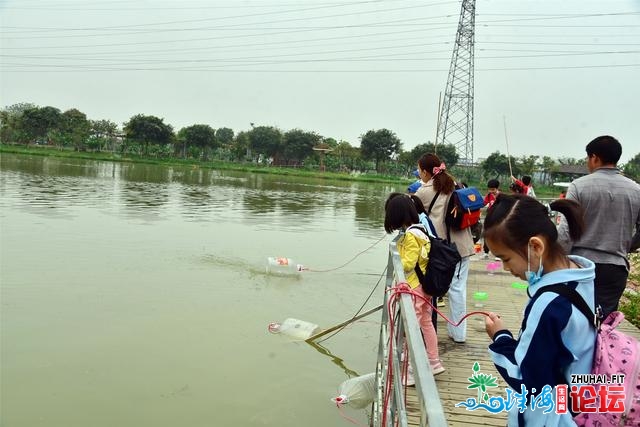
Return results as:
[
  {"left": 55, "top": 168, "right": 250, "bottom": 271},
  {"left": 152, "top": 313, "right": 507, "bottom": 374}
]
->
[
  {"left": 379, "top": 282, "right": 493, "bottom": 425},
  {"left": 388, "top": 283, "right": 492, "bottom": 326},
  {"left": 335, "top": 403, "right": 368, "bottom": 426}
]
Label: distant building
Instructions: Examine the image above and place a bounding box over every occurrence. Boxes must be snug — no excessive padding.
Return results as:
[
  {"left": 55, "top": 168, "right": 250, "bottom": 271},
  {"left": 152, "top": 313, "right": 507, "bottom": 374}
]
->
[{"left": 552, "top": 164, "right": 589, "bottom": 182}]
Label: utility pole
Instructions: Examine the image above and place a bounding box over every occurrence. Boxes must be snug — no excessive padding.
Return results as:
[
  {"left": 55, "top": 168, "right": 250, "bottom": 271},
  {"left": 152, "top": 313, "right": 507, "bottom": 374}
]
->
[{"left": 436, "top": 0, "right": 476, "bottom": 165}]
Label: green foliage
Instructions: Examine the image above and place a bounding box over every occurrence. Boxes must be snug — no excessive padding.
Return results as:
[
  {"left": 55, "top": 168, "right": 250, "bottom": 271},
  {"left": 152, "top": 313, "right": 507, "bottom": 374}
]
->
[
  {"left": 89, "top": 119, "right": 119, "bottom": 151},
  {"left": 519, "top": 155, "right": 539, "bottom": 175},
  {"left": 359, "top": 128, "right": 401, "bottom": 172},
  {"left": 21, "top": 106, "right": 63, "bottom": 143},
  {"left": 248, "top": 126, "right": 283, "bottom": 159},
  {"left": 61, "top": 109, "right": 91, "bottom": 151},
  {"left": 283, "top": 128, "right": 320, "bottom": 163},
  {"left": 481, "top": 151, "right": 519, "bottom": 179},
  {"left": 557, "top": 156, "right": 586, "bottom": 166},
  {"left": 322, "top": 137, "right": 338, "bottom": 148},
  {"left": 402, "top": 142, "right": 459, "bottom": 171},
  {"left": 621, "top": 253, "right": 640, "bottom": 328},
  {"left": 539, "top": 156, "right": 558, "bottom": 185},
  {"left": 330, "top": 140, "right": 361, "bottom": 171},
  {"left": 215, "top": 127, "right": 234, "bottom": 145},
  {"left": 178, "top": 124, "right": 217, "bottom": 160},
  {"left": 232, "top": 131, "right": 250, "bottom": 161},
  {"left": 620, "top": 292, "right": 640, "bottom": 328},
  {"left": 623, "top": 152, "right": 640, "bottom": 182},
  {"left": 123, "top": 114, "right": 174, "bottom": 155},
  {"left": 0, "top": 103, "right": 37, "bottom": 143}
]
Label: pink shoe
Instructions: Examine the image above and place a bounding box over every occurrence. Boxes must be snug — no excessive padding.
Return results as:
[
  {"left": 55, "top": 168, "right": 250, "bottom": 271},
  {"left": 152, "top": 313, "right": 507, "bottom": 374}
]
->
[{"left": 429, "top": 359, "right": 445, "bottom": 375}]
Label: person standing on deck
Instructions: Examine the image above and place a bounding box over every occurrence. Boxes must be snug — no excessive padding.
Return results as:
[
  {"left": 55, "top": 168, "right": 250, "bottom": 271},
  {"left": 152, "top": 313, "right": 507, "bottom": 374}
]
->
[
  {"left": 558, "top": 135, "right": 640, "bottom": 318},
  {"left": 415, "top": 153, "right": 474, "bottom": 344},
  {"left": 483, "top": 194, "right": 596, "bottom": 427},
  {"left": 384, "top": 194, "right": 446, "bottom": 383}
]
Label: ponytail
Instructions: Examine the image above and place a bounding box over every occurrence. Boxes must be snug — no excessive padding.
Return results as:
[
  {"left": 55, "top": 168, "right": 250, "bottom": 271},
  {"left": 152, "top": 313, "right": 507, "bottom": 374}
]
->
[
  {"left": 549, "top": 198, "right": 584, "bottom": 241},
  {"left": 417, "top": 153, "right": 455, "bottom": 194},
  {"left": 484, "top": 194, "right": 584, "bottom": 260}
]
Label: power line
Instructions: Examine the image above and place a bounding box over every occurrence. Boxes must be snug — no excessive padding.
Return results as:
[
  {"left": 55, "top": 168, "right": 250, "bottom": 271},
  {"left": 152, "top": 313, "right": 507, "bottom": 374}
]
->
[
  {"left": 1, "top": 1, "right": 455, "bottom": 32},
  {"left": 3, "top": 49, "right": 638, "bottom": 66},
  {"left": 3, "top": 60, "right": 638, "bottom": 73}
]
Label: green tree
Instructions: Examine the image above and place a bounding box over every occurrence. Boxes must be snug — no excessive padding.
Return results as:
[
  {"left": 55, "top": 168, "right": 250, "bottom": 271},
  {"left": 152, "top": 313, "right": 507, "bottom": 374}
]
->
[
  {"left": 557, "top": 156, "right": 586, "bottom": 166},
  {"left": 623, "top": 152, "right": 640, "bottom": 182},
  {"left": 518, "top": 155, "right": 539, "bottom": 176},
  {"left": 283, "top": 129, "right": 320, "bottom": 163},
  {"left": 178, "top": 124, "right": 217, "bottom": 160},
  {"left": 403, "top": 142, "right": 459, "bottom": 171},
  {"left": 360, "top": 128, "right": 401, "bottom": 172},
  {"left": 20, "top": 105, "right": 62, "bottom": 143},
  {"left": 61, "top": 108, "right": 91, "bottom": 151},
  {"left": 215, "top": 127, "right": 234, "bottom": 145},
  {"left": 123, "top": 114, "right": 174, "bottom": 155},
  {"left": 540, "top": 156, "right": 557, "bottom": 185},
  {"left": 332, "top": 140, "right": 360, "bottom": 171},
  {"left": 0, "top": 103, "right": 37, "bottom": 143},
  {"left": 231, "top": 131, "right": 250, "bottom": 161},
  {"left": 89, "top": 119, "right": 119, "bottom": 151},
  {"left": 322, "top": 137, "right": 338, "bottom": 148},
  {"left": 248, "top": 126, "right": 283, "bottom": 162},
  {"left": 481, "top": 151, "right": 518, "bottom": 179}
]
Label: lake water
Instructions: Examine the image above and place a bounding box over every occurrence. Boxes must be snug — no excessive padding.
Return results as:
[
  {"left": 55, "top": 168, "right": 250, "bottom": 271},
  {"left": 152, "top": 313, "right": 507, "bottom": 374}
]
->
[{"left": 0, "top": 153, "right": 402, "bottom": 427}]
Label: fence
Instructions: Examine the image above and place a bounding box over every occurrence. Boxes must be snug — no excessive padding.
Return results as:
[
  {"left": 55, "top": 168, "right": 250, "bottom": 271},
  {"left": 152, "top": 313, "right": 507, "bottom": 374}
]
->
[{"left": 370, "top": 237, "right": 447, "bottom": 427}]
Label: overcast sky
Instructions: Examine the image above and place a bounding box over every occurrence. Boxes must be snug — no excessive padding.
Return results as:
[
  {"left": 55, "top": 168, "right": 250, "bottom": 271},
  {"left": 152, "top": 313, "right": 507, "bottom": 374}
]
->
[{"left": 1, "top": 0, "right": 639, "bottom": 163}]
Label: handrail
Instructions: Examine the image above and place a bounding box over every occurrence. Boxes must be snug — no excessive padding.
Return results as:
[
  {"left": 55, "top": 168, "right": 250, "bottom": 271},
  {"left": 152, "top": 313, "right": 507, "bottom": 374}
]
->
[{"left": 371, "top": 237, "right": 447, "bottom": 427}]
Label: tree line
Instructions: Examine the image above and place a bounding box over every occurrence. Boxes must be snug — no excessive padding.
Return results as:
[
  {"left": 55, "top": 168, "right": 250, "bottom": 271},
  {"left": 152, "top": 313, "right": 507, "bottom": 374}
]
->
[{"left": 1, "top": 103, "right": 638, "bottom": 182}]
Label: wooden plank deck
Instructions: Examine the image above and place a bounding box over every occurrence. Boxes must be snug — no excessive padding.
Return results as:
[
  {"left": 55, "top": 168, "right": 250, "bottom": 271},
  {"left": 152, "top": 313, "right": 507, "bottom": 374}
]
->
[{"left": 405, "top": 257, "right": 640, "bottom": 426}]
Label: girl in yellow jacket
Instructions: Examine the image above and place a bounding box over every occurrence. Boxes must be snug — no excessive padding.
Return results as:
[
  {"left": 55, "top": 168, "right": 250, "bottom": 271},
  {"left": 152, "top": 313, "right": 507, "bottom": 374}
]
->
[{"left": 384, "top": 193, "right": 445, "bottom": 377}]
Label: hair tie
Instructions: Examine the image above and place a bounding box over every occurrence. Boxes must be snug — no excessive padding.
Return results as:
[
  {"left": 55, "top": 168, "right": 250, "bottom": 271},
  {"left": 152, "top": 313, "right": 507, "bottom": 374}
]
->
[{"left": 432, "top": 162, "right": 446, "bottom": 176}]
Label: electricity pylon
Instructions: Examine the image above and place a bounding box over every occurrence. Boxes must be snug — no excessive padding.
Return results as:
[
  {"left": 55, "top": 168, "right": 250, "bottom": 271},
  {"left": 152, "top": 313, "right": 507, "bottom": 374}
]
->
[{"left": 435, "top": 0, "right": 476, "bottom": 165}]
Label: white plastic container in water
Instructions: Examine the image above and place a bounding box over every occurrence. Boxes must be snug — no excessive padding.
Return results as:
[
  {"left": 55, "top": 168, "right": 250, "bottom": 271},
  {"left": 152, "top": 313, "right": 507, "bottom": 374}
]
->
[
  {"left": 269, "top": 318, "right": 320, "bottom": 340},
  {"left": 331, "top": 372, "right": 376, "bottom": 409},
  {"left": 265, "top": 257, "right": 304, "bottom": 275}
]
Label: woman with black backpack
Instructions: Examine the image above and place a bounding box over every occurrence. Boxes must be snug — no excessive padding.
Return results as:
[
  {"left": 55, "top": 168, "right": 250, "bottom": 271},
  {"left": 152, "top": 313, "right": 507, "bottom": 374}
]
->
[{"left": 415, "top": 153, "right": 475, "bottom": 344}]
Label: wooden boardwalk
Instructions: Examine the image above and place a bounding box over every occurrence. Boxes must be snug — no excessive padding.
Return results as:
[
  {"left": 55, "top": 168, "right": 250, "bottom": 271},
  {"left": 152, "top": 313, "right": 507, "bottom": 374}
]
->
[{"left": 404, "top": 257, "right": 640, "bottom": 427}]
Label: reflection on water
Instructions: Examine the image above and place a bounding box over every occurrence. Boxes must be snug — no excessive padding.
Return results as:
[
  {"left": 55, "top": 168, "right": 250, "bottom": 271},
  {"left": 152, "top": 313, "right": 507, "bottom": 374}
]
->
[
  {"left": 0, "top": 153, "right": 390, "bottom": 231},
  {"left": 0, "top": 152, "right": 399, "bottom": 427}
]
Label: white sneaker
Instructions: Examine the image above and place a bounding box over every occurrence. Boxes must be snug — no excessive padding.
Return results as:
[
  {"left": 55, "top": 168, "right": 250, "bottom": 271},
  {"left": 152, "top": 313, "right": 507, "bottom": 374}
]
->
[{"left": 404, "top": 365, "right": 415, "bottom": 386}]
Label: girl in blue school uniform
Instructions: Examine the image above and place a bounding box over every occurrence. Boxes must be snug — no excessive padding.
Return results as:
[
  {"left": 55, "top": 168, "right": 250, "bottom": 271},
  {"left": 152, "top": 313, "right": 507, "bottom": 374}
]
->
[{"left": 483, "top": 194, "right": 596, "bottom": 427}]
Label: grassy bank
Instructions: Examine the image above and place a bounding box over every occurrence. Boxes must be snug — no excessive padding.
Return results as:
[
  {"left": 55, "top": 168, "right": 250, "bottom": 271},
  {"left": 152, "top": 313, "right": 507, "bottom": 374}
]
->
[
  {"left": 621, "top": 253, "right": 640, "bottom": 328},
  {"left": 0, "top": 144, "right": 565, "bottom": 196},
  {"left": 0, "top": 143, "right": 409, "bottom": 185}
]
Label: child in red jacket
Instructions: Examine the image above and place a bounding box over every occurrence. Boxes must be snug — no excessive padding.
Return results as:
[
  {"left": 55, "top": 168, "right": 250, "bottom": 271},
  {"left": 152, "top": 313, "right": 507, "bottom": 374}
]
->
[{"left": 482, "top": 179, "right": 500, "bottom": 258}]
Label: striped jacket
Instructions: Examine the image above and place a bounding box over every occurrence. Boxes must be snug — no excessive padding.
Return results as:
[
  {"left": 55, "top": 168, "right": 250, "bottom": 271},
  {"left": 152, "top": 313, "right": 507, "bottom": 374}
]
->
[{"left": 488, "top": 255, "right": 596, "bottom": 427}]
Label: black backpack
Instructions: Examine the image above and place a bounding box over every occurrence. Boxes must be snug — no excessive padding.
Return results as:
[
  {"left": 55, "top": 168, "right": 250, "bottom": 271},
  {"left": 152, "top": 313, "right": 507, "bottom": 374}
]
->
[{"left": 407, "top": 225, "right": 461, "bottom": 297}]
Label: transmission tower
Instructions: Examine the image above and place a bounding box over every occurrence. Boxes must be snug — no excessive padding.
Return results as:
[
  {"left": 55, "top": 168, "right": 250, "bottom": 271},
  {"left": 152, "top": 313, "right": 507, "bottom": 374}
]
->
[{"left": 435, "top": 0, "right": 476, "bottom": 165}]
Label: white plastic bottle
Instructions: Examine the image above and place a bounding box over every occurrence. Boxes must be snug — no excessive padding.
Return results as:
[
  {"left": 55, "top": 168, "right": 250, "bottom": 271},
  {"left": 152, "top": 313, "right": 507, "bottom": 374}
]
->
[
  {"left": 269, "top": 318, "right": 320, "bottom": 340},
  {"left": 331, "top": 372, "right": 376, "bottom": 409},
  {"left": 265, "top": 257, "right": 304, "bottom": 275}
]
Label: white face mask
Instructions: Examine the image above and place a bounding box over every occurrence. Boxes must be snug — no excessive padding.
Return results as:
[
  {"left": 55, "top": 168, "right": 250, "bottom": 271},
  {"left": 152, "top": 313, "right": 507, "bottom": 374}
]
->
[{"left": 525, "top": 243, "right": 544, "bottom": 286}]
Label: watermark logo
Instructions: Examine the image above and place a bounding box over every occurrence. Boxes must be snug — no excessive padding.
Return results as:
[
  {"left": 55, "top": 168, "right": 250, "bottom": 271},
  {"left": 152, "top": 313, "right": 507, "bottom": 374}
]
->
[
  {"left": 455, "top": 363, "right": 626, "bottom": 415},
  {"left": 466, "top": 362, "right": 498, "bottom": 404}
]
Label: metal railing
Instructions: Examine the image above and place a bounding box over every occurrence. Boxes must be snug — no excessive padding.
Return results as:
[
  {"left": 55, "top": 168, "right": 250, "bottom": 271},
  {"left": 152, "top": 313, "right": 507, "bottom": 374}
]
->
[{"left": 371, "top": 237, "right": 447, "bottom": 427}]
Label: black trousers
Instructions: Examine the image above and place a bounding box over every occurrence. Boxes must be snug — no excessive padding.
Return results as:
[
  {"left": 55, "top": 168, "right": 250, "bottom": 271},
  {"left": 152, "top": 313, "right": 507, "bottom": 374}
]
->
[{"left": 594, "top": 263, "right": 629, "bottom": 318}]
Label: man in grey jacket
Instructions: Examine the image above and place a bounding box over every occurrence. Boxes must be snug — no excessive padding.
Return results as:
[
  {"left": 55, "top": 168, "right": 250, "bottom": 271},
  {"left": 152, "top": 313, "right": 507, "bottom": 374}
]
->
[{"left": 558, "top": 135, "right": 640, "bottom": 317}]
